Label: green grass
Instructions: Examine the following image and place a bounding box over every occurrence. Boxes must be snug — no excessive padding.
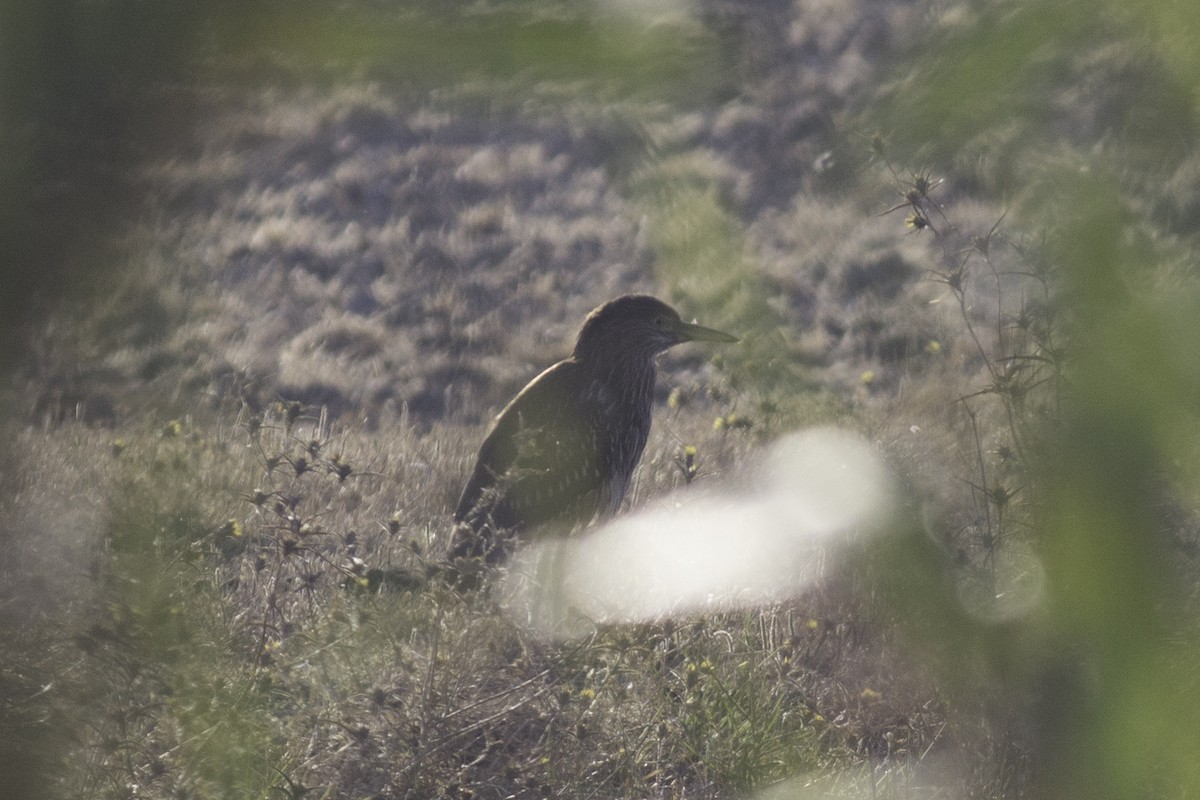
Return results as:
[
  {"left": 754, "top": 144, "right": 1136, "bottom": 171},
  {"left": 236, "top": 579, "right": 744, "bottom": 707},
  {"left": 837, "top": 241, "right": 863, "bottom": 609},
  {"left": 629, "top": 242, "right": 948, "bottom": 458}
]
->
[{"left": 7, "top": 1, "right": 1200, "bottom": 799}]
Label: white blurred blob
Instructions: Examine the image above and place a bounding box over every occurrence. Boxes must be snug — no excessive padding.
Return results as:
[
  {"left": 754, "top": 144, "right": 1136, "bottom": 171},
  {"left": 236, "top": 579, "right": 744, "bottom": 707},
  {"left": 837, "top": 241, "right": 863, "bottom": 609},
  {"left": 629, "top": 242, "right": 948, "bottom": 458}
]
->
[
  {"left": 955, "top": 540, "right": 1046, "bottom": 624},
  {"left": 502, "top": 428, "right": 896, "bottom": 638}
]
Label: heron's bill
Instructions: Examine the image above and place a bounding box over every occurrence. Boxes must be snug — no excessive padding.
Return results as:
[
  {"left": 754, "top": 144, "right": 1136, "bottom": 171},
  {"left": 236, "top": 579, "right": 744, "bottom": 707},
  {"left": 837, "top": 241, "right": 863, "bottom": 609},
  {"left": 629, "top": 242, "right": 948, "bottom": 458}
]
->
[{"left": 675, "top": 319, "right": 739, "bottom": 344}]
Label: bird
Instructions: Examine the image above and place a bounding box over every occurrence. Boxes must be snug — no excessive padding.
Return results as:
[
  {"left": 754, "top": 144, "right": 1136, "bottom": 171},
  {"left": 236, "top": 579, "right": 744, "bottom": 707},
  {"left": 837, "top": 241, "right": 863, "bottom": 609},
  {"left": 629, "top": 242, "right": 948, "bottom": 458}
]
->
[{"left": 447, "top": 294, "right": 738, "bottom": 567}]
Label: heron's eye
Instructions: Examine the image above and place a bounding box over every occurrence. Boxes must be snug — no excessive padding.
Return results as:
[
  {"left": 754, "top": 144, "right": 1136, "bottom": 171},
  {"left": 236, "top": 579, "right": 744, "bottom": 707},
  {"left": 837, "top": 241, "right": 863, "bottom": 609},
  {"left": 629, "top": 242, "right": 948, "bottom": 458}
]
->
[{"left": 654, "top": 315, "right": 668, "bottom": 327}]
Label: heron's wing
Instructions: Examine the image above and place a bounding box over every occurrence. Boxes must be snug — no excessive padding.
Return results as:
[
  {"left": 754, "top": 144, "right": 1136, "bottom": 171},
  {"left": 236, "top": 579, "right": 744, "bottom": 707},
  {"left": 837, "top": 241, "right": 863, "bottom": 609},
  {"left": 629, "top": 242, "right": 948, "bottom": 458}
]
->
[{"left": 453, "top": 360, "right": 609, "bottom": 539}]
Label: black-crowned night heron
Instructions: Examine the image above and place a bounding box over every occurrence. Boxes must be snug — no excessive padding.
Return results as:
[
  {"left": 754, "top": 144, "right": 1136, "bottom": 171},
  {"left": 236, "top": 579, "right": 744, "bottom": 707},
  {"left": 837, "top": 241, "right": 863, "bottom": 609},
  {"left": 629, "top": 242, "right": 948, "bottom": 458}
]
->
[{"left": 448, "top": 294, "right": 738, "bottom": 565}]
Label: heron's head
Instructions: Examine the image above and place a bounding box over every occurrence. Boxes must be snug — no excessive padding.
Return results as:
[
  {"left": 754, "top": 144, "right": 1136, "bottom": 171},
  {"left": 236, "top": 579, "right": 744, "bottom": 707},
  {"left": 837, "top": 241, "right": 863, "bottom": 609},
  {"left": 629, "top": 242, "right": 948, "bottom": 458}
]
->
[{"left": 573, "top": 295, "right": 738, "bottom": 363}]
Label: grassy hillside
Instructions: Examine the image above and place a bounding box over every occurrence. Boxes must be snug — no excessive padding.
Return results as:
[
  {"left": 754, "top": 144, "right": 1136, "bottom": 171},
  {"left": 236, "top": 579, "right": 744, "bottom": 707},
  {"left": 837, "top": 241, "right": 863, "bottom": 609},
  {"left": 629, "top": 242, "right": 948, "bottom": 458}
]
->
[{"left": 4, "top": 1, "right": 1200, "bottom": 798}]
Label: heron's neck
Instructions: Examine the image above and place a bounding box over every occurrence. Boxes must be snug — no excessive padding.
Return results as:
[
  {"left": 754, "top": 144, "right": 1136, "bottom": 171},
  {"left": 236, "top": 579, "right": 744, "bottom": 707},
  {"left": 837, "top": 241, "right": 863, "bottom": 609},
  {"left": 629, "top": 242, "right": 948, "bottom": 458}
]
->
[{"left": 579, "top": 351, "right": 658, "bottom": 409}]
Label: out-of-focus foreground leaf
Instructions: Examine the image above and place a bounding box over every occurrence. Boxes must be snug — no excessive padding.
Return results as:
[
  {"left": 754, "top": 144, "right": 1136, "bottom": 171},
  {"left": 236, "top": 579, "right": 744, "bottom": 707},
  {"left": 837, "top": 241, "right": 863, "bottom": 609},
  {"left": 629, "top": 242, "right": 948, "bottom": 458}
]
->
[{"left": 874, "top": 2, "right": 1200, "bottom": 797}]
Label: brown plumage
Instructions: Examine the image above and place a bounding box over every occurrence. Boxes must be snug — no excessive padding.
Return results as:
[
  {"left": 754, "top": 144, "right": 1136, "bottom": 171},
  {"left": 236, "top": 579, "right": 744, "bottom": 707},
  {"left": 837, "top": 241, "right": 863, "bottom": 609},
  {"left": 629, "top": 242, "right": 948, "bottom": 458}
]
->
[{"left": 448, "top": 294, "right": 737, "bottom": 565}]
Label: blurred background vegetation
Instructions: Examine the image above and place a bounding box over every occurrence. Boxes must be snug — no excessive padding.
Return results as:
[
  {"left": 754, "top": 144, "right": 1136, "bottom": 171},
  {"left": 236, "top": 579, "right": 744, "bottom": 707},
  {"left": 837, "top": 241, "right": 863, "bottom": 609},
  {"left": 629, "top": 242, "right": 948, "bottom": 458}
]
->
[{"left": 3, "top": 1, "right": 1200, "bottom": 798}]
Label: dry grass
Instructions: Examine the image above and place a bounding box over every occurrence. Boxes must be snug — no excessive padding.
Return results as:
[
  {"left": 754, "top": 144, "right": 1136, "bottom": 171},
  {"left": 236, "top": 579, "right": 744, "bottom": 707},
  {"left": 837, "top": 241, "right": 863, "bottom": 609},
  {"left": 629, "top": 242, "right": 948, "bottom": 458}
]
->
[
  {"left": 6, "top": 395, "right": 953, "bottom": 799},
  {"left": 6, "top": 1, "right": 1200, "bottom": 799}
]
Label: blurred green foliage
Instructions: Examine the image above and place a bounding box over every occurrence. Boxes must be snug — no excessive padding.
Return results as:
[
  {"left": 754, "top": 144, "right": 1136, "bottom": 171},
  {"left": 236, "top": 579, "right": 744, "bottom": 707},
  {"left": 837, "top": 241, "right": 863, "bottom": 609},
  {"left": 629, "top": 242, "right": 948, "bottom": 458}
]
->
[
  {"left": 5, "top": 1, "right": 1200, "bottom": 798},
  {"left": 879, "top": 2, "right": 1198, "bottom": 189},
  {"left": 1033, "top": 168, "right": 1200, "bottom": 799},
  {"left": 1, "top": 0, "right": 211, "bottom": 373},
  {"left": 871, "top": 3, "right": 1200, "bottom": 798}
]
